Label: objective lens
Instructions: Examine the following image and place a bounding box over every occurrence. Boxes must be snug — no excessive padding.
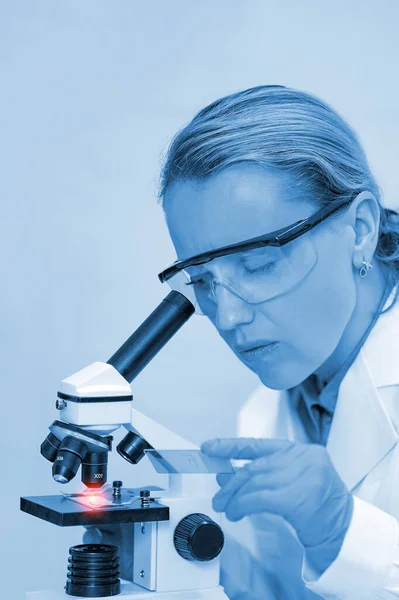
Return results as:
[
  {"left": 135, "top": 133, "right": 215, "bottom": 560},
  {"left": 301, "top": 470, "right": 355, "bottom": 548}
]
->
[
  {"left": 81, "top": 451, "right": 108, "bottom": 488},
  {"left": 116, "top": 432, "right": 148, "bottom": 465},
  {"left": 52, "top": 436, "right": 88, "bottom": 485},
  {"left": 41, "top": 432, "right": 61, "bottom": 463},
  {"left": 54, "top": 473, "right": 69, "bottom": 484}
]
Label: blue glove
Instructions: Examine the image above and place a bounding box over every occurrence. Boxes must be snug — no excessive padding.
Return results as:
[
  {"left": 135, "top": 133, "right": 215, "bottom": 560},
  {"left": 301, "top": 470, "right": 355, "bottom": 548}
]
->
[{"left": 201, "top": 438, "right": 354, "bottom": 576}]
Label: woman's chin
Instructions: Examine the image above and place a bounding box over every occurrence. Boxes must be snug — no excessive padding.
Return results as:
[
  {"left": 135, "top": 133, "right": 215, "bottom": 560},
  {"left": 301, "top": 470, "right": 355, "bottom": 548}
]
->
[
  {"left": 232, "top": 344, "right": 311, "bottom": 390},
  {"left": 256, "top": 364, "right": 307, "bottom": 391}
]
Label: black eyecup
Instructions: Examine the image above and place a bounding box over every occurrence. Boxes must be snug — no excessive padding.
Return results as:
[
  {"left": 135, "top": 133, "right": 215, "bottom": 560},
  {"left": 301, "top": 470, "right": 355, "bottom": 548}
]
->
[{"left": 163, "top": 291, "right": 195, "bottom": 319}]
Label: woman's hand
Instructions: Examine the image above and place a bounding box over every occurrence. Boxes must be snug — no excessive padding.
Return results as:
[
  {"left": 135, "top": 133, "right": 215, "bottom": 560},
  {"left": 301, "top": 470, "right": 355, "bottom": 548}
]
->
[{"left": 201, "top": 437, "right": 354, "bottom": 576}]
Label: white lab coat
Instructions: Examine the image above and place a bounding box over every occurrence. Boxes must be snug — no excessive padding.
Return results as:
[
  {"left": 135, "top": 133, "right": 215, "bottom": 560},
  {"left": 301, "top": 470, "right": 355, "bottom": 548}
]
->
[{"left": 220, "top": 288, "right": 399, "bottom": 600}]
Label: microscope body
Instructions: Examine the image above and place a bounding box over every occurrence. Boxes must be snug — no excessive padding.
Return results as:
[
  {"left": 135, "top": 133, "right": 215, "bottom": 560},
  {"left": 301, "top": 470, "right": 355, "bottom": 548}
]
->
[
  {"left": 24, "top": 359, "right": 228, "bottom": 599},
  {"left": 21, "top": 292, "right": 229, "bottom": 599}
]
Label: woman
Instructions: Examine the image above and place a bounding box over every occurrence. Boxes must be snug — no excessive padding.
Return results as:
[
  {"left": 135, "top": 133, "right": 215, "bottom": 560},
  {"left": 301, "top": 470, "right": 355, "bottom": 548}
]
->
[{"left": 156, "top": 85, "right": 399, "bottom": 599}]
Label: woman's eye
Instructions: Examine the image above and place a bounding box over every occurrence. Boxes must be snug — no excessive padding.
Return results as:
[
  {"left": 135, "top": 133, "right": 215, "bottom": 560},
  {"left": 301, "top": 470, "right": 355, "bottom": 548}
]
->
[
  {"left": 186, "top": 276, "right": 210, "bottom": 287},
  {"left": 244, "top": 261, "right": 276, "bottom": 274}
]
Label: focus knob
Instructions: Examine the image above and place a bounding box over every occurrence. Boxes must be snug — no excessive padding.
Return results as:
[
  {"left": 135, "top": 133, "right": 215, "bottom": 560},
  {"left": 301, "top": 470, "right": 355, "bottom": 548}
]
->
[{"left": 174, "top": 513, "right": 224, "bottom": 562}]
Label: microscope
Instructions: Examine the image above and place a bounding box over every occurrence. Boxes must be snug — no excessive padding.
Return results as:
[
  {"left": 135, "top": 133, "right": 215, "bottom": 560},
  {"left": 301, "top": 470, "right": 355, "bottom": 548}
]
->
[{"left": 21, "top": 291, "right": 231, "bottom": 600}]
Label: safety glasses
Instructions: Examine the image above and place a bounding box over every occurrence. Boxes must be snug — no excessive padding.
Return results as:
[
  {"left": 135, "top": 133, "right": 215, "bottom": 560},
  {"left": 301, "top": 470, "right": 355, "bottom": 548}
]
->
[{"left": 158, "top": 197, "right": 353, "bottom": 315}]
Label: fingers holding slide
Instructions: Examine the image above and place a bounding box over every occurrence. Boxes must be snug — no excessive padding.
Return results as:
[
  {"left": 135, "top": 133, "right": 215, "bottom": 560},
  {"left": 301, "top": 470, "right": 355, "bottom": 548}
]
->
[
  {"left": 213, "top": 466, "right": 299, "bottom": 513},
  {"left": 216, "top": 472, "right": 235, "bottom": 487},
  {"left": 224, "top": 482, "right": 297, "bottom": 522},
  {"left": 211, "top": 441, "right": 305, "bottom": 512},
  {"left": 213, "top": 465, "right": 252, "bottom": 511}
]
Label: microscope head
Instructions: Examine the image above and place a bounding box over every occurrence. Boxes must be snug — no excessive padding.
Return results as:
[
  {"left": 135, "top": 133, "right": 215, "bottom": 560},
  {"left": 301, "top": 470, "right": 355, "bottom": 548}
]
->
[{"left": 40, "top": 361, "right": 135, "bottom": 488}]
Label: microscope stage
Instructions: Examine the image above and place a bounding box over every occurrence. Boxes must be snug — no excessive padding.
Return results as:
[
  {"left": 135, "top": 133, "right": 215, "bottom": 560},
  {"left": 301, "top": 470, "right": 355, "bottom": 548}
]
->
[{"left": 20, "top": 494, "right": 169, "bottom": 527}]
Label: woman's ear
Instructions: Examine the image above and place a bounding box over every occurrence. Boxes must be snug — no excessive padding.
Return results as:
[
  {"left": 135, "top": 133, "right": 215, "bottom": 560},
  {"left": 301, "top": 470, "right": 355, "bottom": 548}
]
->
[{"left": 350, "top": 191, "right": 381, "bottom": 271}]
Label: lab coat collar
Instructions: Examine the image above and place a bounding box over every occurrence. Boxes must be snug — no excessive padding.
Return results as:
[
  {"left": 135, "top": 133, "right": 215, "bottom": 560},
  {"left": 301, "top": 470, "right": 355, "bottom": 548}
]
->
[{"left": 326, "top": 288, "right": 399, "bottom": 491}]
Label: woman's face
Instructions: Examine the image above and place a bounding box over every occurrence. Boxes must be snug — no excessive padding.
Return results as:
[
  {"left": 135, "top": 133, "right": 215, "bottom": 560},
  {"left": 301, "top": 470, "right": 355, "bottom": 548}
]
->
[{"left": 164, "top": 163, "right": 357, "bottom": 389}]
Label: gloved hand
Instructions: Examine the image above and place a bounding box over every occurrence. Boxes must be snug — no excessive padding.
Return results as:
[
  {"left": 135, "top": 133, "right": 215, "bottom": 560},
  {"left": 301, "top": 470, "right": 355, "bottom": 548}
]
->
[{"left": 201, "top": 437, "right": 354, "bottom": 576}]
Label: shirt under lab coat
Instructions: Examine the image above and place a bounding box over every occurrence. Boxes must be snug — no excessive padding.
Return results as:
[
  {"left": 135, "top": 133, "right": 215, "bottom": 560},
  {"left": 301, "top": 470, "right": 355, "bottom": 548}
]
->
[{"left": 220, "top": 288, "right": 399, "bottom": 600}]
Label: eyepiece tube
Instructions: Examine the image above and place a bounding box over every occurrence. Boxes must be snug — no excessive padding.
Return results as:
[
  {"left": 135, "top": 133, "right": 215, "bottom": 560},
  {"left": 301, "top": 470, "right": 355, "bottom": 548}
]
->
[{"left": 107, "top": 291, "right": 195, "bottom": 383}]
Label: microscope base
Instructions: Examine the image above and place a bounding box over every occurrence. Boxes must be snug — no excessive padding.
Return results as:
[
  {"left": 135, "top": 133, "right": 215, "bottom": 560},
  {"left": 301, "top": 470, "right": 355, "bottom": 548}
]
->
[{"left": 26, "top": 581, "right": 229, "bottom": 600}]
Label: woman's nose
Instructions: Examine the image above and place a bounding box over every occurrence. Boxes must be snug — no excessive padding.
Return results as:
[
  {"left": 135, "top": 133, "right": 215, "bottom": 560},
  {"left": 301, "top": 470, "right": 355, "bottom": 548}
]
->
[{"left": 214, "top": 284, "right": 254, "bottom": 331}]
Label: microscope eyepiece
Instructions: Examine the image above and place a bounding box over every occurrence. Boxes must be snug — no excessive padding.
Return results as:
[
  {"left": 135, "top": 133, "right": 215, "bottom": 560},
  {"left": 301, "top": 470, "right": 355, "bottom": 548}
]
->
[{"left": 107, "top": 291, "right": 195, "bottom": 383}]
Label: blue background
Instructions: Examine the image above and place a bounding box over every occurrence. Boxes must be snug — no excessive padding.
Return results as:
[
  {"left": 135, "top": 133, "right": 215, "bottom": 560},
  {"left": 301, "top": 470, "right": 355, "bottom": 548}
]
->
[{"left": 1, "top": 1, "right": 398, "bottom": 597}]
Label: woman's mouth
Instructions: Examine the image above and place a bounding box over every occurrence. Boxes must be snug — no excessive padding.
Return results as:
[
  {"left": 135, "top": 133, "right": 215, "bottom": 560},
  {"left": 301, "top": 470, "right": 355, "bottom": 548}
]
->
[{"left": 238, "top": 342, "right": 280, "bottom": 360}]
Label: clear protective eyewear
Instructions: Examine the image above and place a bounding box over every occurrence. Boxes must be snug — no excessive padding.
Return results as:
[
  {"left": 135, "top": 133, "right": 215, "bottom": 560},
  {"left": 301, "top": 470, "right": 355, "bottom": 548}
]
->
[{"left": 158, "top": 198, "right": 353, "bottom": 315}]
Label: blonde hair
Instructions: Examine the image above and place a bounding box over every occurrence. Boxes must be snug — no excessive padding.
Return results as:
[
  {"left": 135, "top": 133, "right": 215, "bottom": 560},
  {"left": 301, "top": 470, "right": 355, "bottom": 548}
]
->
[{"left": 159, "top": 85, "right": 399, "bottom": 306}]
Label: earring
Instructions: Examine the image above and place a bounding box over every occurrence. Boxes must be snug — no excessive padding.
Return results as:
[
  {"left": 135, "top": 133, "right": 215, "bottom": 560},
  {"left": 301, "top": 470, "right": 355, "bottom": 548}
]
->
[{"left": 359, "top": 260, "right": 373, "bottom": 278}]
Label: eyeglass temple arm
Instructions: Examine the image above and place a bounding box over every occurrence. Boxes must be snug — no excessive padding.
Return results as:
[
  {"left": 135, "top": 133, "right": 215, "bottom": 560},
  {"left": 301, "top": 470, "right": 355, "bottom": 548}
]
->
[{"left": 159, "top": 198, "right": 353, "bottom": 282}]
